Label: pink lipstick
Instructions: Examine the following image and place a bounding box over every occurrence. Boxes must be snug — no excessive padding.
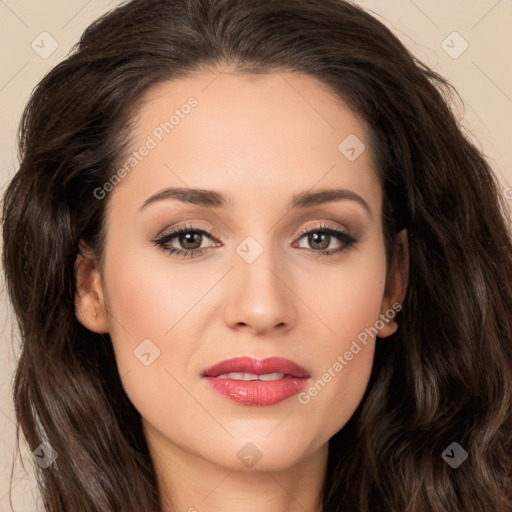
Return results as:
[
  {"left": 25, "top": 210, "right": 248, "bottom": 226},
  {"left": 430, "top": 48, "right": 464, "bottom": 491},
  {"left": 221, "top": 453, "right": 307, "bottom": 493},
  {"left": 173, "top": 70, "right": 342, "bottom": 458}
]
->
[{"left": 202, "top": 356, "right": 310, "bottom": 406}]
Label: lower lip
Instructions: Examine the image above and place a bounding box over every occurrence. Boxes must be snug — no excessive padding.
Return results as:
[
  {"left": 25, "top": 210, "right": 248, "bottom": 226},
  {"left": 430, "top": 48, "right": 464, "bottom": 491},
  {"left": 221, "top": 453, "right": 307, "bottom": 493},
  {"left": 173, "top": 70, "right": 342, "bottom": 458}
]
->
[{"left": 203, "top": 376, "right": 309, "bottom": 405}]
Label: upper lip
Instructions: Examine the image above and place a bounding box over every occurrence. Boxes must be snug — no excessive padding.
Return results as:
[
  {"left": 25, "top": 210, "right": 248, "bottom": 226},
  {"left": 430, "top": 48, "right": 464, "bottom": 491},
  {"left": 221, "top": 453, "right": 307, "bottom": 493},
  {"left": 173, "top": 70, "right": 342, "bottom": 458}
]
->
[{"left": 202, "top": 356, "right": 310, "bottom": 378}]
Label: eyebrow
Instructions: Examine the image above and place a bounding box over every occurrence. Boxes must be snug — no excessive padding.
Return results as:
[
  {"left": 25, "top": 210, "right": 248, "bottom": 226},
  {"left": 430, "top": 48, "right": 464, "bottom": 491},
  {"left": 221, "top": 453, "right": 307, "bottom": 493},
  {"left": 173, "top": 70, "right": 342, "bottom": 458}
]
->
[{"left": 139, "top": 186, "right": 372, "bottom": 216}]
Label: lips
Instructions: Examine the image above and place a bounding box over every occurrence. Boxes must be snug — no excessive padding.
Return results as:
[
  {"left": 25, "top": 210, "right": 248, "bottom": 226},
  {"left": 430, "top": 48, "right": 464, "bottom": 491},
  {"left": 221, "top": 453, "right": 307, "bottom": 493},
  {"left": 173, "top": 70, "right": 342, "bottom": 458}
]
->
[
  {"left": 202, "top": 356, "right": 311, "bottom": 406},
  {"left": 202, "top": 356, "right": 310, "bottom": 379}
]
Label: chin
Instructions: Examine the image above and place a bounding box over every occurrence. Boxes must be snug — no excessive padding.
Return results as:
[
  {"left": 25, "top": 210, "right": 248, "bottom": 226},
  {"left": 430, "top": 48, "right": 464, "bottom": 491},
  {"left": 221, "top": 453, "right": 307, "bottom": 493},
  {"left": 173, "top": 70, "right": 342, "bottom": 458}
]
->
[{"left": 208, "top": 434, "right": 317, "bottom": 473}]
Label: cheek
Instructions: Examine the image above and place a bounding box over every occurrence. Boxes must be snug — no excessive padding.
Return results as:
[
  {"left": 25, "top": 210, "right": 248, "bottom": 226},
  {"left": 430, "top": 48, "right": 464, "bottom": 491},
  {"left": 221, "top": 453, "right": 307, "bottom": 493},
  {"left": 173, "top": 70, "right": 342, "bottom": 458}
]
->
[
  {"left": 101, "top": 245, "right": 206, "bottom": 346},
  {"left": 100, "top": 249, "right": 205, "bottom": 430},
  {"left": 97, "top": 256, "right": 179, "bottom": 411},
  {"left": 292, "top": 244, "right": 387, "bottom": 437},
  {"left": 298, "top": 240, "right": 387, "bottom": 356},
  {"left": 295, "top": 296, "right": 379, "bottom": 445}
]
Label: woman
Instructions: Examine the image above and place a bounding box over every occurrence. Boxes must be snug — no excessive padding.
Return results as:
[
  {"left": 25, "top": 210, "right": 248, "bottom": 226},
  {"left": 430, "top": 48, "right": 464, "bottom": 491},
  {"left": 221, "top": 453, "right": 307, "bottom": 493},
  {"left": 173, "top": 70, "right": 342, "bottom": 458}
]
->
[{"left": 2, "top": 0, "right": 511, "bottom": 510}]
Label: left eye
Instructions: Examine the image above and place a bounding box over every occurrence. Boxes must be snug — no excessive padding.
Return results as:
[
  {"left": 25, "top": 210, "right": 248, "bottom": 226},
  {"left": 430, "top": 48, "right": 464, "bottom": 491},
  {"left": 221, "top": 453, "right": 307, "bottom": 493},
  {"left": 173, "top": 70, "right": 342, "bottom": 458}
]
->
[
  {"left": 292, "top": 224, "right": 359, "bottom": 257},
  {"left": 154, "top": 223, "right": 358, "bottom": 258},
  {"left": 296, "top": 228, "right": 349, "bottom": 251}
]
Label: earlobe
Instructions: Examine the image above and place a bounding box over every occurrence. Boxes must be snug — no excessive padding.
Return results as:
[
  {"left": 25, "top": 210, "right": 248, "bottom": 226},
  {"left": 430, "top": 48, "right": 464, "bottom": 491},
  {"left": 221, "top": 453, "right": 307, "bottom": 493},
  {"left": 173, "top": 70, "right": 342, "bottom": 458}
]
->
[
  {"left": 74, "top": 246, "right": 109, "bottom": 333},
  {"left": 377, "top": 228, "right": 409, "bottom": 338}
]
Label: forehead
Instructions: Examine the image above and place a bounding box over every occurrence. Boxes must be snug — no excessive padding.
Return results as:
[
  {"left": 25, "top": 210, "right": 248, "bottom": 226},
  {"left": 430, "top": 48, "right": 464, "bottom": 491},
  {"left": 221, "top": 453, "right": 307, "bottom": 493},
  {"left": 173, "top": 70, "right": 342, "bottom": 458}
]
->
[
  {"left": 134, "top": 68, "right": 371, "bottom": 150},
  {"left": 107, "top": 69, "right": 381, "bottom": 217}
]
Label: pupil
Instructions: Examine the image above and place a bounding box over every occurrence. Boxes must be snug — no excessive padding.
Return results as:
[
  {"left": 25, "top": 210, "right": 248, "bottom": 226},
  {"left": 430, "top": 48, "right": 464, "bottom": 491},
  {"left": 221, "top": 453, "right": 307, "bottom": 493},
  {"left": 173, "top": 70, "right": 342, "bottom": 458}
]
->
[
  {"left": 180, "top": 233, "right": 202, "bottom": 250},
  {"left": 309, "top": 232, "right": 329, "bottom": 250}
]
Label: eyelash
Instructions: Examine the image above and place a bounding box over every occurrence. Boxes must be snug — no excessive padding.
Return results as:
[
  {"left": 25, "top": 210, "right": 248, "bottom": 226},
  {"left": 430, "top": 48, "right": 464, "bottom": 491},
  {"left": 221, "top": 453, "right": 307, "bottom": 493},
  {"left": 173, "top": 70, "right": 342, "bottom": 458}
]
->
[{"left": 153, "top": 222, "right": 359, "bottom": 259}]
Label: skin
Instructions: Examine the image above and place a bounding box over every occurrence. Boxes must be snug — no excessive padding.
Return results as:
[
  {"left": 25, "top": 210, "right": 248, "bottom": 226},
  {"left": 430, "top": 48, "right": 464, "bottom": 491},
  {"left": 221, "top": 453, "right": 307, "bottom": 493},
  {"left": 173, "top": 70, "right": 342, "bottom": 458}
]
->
[{"left": 75, "top": 67, "right": 408, "bottom": 512}]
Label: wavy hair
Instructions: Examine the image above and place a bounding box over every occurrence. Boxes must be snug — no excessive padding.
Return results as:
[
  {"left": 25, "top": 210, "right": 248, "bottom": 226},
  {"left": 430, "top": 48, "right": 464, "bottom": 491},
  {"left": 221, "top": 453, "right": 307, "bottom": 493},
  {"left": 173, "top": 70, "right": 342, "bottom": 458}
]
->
[{"left": 2, "top": 0, "right": 511, "bottom": 510}]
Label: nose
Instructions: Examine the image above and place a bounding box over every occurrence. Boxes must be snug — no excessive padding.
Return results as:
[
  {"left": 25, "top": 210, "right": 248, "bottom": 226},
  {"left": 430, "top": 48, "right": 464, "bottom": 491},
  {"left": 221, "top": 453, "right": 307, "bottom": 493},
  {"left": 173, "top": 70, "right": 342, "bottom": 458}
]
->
[{"left": 222, "top": 248, "right": 296, "bottom": 335}]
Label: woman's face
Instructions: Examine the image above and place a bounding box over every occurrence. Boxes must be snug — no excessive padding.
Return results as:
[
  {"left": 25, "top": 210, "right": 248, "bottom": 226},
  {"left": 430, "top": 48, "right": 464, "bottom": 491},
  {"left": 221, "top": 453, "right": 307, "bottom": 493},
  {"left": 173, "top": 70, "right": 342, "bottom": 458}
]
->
[{"left": 76, "top": 69, "right": 406, "bottom": 472}]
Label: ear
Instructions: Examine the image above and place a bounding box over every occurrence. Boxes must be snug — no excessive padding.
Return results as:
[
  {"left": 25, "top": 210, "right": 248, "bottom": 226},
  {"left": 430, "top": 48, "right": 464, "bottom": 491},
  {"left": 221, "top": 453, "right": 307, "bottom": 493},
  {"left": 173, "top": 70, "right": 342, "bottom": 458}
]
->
[
  {"left": 376, "top": 228, "right": 409, "bottom": 338},
  {"left": 74, "top": 244, "right": 109, "bottom": 333}
]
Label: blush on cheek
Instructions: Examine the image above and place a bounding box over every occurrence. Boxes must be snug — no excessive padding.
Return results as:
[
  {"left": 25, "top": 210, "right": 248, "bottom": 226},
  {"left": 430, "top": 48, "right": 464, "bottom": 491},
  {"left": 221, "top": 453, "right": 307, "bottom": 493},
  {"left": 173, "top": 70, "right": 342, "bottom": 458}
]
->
[
  {"left": 102, "top": 252, "right": 181, "bottom": 334},
  {"left": 309, "top": 243, "right": 386, "bottom": 348},
  {"left": 315, "top": 282, "right": 385, "bottom": 355}
]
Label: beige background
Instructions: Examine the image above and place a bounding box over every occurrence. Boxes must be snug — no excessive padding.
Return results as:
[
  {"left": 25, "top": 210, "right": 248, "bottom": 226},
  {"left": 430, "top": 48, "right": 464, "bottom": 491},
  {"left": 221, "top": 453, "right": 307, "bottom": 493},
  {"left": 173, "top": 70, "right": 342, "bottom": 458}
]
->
[{"left": 1, "top": 1, "right": 511, "bottom": 510}]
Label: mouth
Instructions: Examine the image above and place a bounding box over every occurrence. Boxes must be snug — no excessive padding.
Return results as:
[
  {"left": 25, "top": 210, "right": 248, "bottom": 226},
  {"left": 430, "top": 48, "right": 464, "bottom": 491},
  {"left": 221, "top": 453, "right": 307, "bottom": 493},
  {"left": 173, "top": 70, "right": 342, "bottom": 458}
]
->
[
  {"left": 213, "top": 371, "right": 291, "bottom": 381},
  {"left": 202, "top": 356, "right": 311, "bottom": 406},
  {"left": 202, "top": 355, "right": 310, "bottom": 379}
]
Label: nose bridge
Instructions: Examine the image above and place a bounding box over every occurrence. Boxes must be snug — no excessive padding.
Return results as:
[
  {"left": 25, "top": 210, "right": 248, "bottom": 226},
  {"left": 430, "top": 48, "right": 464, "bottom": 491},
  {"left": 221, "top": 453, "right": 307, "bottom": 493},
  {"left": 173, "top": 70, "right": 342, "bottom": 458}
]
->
[{"left": 223, "top": 233, "right": 295, "bottom": 332}]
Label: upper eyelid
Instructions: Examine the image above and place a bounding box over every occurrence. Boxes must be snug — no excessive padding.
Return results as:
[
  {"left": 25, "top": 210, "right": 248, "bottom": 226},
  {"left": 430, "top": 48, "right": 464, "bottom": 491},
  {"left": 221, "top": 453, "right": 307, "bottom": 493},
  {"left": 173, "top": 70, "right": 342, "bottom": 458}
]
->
[{"left": 156, "top": 224, "right": 218, "bottom": 241}]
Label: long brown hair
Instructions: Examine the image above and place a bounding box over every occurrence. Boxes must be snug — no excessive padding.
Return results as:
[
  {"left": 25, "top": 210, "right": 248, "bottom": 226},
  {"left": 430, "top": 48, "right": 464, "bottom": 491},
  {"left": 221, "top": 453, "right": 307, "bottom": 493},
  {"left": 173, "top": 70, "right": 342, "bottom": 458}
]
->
[{"left": 2, "top": 0, "right": 511, "bottom": 510}]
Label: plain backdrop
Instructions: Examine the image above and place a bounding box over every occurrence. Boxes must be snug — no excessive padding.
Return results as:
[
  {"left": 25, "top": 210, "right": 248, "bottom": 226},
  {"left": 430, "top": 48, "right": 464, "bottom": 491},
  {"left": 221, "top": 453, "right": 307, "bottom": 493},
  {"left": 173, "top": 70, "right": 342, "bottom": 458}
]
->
[{"left": 1, "top": 1, "right": 511, "bottom": 510}]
